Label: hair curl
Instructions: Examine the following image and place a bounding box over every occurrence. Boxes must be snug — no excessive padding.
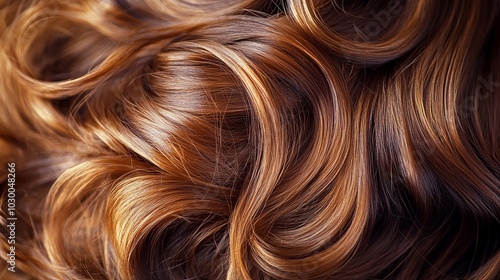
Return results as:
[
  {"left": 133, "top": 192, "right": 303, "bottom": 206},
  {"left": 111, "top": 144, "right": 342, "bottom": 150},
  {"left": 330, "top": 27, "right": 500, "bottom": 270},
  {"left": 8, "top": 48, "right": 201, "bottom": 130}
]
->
[{"left": 0, "top": 0, "right": 499, "bottom": 279}]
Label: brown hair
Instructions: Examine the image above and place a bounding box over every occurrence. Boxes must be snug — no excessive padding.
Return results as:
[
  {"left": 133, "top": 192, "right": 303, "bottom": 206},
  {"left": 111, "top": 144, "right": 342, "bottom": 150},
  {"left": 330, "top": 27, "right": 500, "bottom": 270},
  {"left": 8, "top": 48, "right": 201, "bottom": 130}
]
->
[{"left": 1, "top": 0, "right": 499, "bottom": 279}]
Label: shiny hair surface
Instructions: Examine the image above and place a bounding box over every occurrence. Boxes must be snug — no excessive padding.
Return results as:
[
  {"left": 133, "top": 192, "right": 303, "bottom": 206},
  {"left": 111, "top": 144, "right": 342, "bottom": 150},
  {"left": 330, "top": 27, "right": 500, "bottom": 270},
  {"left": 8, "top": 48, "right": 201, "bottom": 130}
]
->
[{"left": 0, "top": 0, "right": 499, "bottom": 279}]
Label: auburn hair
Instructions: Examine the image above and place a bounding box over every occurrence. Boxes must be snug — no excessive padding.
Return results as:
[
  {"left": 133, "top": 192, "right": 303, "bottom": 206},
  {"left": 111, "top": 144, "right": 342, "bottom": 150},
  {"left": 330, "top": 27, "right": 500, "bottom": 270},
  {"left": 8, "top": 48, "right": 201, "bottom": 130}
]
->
[{"left": 0, "top": 0, "right": 499, "bottom": 279}]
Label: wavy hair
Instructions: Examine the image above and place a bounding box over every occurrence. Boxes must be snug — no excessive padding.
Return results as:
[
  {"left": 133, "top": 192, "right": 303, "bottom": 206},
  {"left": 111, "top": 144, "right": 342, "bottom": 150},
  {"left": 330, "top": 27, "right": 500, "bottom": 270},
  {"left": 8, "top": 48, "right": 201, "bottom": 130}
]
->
[{"left": 1, "top": 0, "right": 499, "bottom": 279}]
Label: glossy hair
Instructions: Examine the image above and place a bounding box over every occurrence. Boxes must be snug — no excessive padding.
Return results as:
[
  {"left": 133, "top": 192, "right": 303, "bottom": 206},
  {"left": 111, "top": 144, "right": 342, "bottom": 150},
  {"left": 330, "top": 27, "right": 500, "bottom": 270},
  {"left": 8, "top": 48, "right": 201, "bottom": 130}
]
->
[{"left": 0, "top": 0, "right": 499, "bottom": 279}]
